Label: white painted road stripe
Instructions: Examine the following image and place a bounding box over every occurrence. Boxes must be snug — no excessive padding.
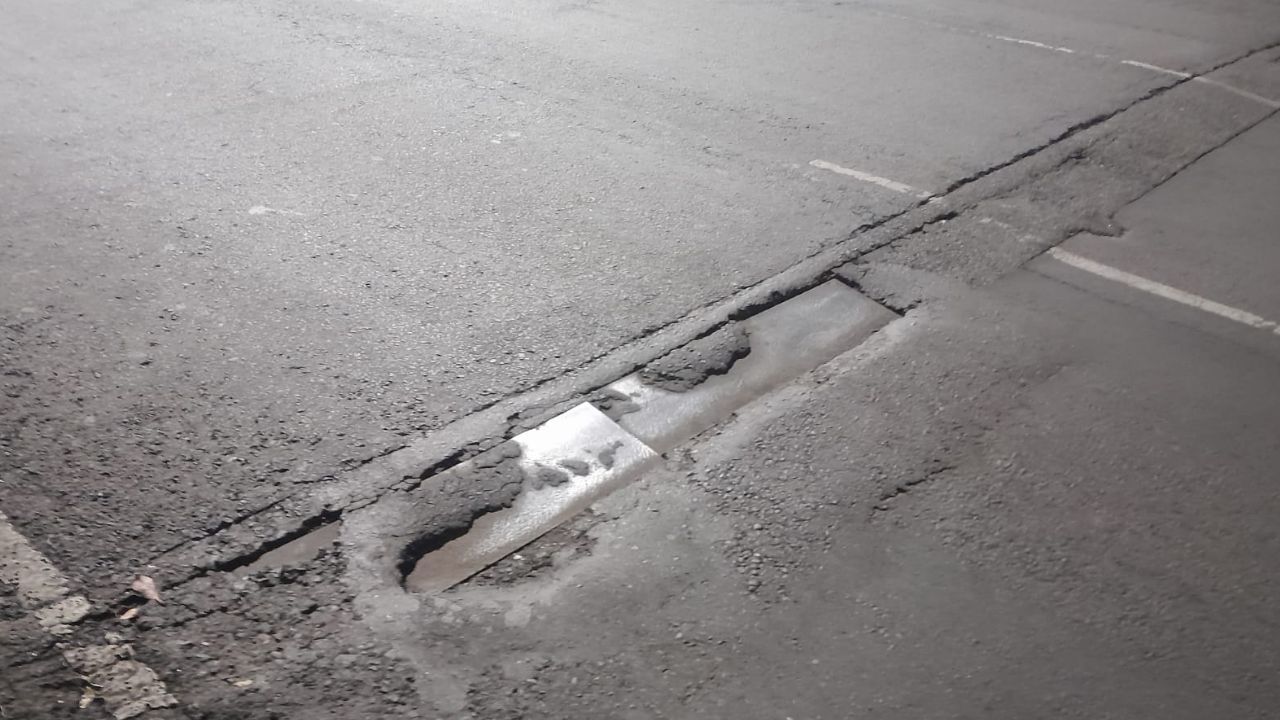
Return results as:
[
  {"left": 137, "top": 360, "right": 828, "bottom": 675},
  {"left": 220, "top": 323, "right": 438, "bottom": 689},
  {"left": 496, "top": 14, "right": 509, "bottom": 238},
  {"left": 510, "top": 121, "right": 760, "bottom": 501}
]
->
[
  {"left": 810, "top": 160, "right": 933, "bottom": 199},
  {"left": 865, "top": 8, "right": 1103, "bottom": 59},
  {"left": 0, "top": 513, "right": 79, "bottom": 611},
  {"left": 992, "top": 35, "right": 1076, "bottom": 54},
  {"left": 1120, "top": 59, "right": 1191, "bottom": 78},
  {"left": 872, "top": 7, "right": 1278, "bottom": 109},
  {"left": 1047, "top": 248, "right": 1280, "bottom": 335},
  {"left": 1118, "top": 61, "right": 1278, "bottom": 107},
  {"left": 870, "top": 10, "right": 1278, "bottom": 110},
  {"left": 1191, "top": 76, "right": 1280, "bottom": 109},
  {"left": 0, "top": 510, "right": 178, "bottom": 718}
]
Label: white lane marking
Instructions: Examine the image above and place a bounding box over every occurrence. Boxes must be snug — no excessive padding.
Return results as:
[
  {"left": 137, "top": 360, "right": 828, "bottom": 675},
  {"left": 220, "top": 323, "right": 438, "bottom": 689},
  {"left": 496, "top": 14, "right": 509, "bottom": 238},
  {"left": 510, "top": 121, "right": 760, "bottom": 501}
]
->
[
  {"left": 991, "top": 35, "right": 1076, "bottom": 54},
  {"left": 0, "top": 510, "right": 178, "bottom": 718},
  {"left": 1121, "top": 60, "right": 1191, "bottom": 78},
  {"left": 866, "top": 8, "right": 1104, "bottom": 59},
  {"left": 1047, "top": 248, "right": 1280, "bottom": 335},
  {"left": 1192, "top": 76, "right": 1280, "bottom": 109},
  {"left": 810, "top": 160, "right": 933, "bottom": 199},
  {"left": 868, "top": 10, "right": 1278, "bottom": 110},
  {"left": 0, "top": 513, "right": 77, "bottom": 609},
  {"left": 247, "top": 205, "right": 303, "bottom": 216},
  {"left": 64, "top": 644, "right": 181, "bottom": 720},
  {"left": 1121, "top": 61, "right": 1278, "bottom": 107}
]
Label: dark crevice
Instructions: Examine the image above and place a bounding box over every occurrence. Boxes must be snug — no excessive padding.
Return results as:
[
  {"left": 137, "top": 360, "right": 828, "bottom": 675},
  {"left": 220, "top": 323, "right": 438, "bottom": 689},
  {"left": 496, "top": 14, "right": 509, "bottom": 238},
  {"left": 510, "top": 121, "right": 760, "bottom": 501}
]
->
[
  {"left": 872, "top": 464, "right": 956, "bottom": 512},
  {"left": 725, "top": 274, "right": 834, "bottom": 323},
  {"left": 920, "top": 209, "right": 960, "bottom": 227},
  {"left": 938, "top": 37, "right": 1280, "bottom": 198},
  {"left": 210, "top": 509, "right": 344, "bottom": 575},
  {"left": 147, "top": 496, "right": 290, "bottom": 561},
  {"left": 136, "top": 41, "right": 1280, "bottom": 588},
  {"left": 396, "top": 517, "right": 483, "bottom": 587},
  {"left": 390, "top": 444, "right": 479, "bottom": 496}
]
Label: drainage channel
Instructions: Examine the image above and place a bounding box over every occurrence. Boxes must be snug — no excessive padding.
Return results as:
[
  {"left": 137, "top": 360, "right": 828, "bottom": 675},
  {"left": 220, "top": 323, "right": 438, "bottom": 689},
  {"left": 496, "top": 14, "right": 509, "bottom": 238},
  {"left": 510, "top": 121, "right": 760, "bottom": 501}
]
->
[{"left": 260, "top": 280, "right": 896, "bottom": 594}]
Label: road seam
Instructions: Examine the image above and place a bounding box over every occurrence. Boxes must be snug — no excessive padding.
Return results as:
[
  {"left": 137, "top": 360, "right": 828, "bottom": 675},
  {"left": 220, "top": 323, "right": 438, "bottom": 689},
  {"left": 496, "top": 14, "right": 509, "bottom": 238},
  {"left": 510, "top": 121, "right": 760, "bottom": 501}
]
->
[
  {"left": 871, "top": 7, "right": 1280, "bottom": 109},
  {"left": 361, "top": 281, "right": 892, "bottom": 594},
  {"left": 140, "top": 40, "right": 1280, "bottom": 599}
]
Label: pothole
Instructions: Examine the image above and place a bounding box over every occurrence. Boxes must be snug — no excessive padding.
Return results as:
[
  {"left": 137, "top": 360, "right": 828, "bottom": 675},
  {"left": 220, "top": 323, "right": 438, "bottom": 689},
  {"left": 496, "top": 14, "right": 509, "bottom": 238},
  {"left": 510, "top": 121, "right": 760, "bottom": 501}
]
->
[
  {"left": 639, "top": 324, "right": 751, "bottom": 392},
  {"left": 402, "top": 403, "right": 660, "bottom": 594},
  {"left": 604, "top": 279, "right": 896, "bottom": 452},
  {"left": 339, "top": 281, "right": 896, "bottom": 599},
  {"left": 465, "top": 509, "right": 602, "bottom": 587}
]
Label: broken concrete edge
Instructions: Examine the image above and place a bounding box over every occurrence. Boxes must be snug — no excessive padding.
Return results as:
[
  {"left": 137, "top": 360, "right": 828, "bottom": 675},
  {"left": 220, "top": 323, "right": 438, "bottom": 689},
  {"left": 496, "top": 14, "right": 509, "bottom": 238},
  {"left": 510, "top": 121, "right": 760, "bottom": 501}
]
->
[
  {"left": 115, "top": 44, "right": 1278, "bottom": 608},
  {"left": 610, "top": 281, "right": 899, "bottom": 454},
  {"left": 401, "top": 404, "right": 662, "bottom": 594},
  {"left": 232, "top": 281, "right": 894, "bottom": 599},
  {"left": 392, "top": 276, "right": 898, "bottom": 592},
  {"left": 638, "top": 323, "right": 753, "bottom": 393},
  {"left": 136, "top": 275, "right": 879, "bottom": 595}
]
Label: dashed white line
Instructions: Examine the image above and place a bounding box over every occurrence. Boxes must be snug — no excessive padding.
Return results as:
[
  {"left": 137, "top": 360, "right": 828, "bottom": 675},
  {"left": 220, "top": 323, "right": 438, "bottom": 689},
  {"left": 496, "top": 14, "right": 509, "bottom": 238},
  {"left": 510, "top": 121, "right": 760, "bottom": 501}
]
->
[
  {"left": 0, "top": 510, "right": 178, "bottom": 719},
  {"left": 1046, "top": 248, "right": 1280, "bottom": 335},
  {"left": 1120, "top": 59, "right": 1191, "bottom": 78},
  {"left": 247, "top": 205, "right": 303, "bottom": 216},
  {"left": 991, "top": 35, "right": 1077, "bottom": 54},
  {"left": 1118, "top": 61, "right": 1279, "bottom": 107},
  {"left": 867, "top": 9, "right": 1279, "bottom": 110},
  {"left": 1191, "top": 76, "right": 1280, "bottom": 109},
  {"left": 865, "top": 8, "right": 1105, "bottom": 60},
  {"left": 810, "top": 160, "right": 933, "bottom": 199}
]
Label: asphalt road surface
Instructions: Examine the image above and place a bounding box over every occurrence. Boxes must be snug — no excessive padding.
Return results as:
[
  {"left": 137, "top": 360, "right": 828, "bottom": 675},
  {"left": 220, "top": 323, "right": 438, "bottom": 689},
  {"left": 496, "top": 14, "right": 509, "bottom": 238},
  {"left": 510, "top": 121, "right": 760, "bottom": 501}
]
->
[{"left": 2, "top": 0, "right": 1279, "bottom": 718}]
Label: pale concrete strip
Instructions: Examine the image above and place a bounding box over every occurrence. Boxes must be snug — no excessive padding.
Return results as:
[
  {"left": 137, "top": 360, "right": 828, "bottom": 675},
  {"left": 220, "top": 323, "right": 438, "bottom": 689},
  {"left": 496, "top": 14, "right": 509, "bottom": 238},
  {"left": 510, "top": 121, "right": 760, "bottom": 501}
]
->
[
  {"left": 0, "top": 510, "right": 178, "bottom": 718},
  {"left": 405, "top": 403, "right": 660, "bottom": 594},
  {"left": 810, "top": 160, "right": 934, "bottom": 199},
  {"left": 611, "top": 281, "right": 897, "bottom": 452},
  {"left": 1047, "top": 248, "right": 1280, "bottom": 335}
]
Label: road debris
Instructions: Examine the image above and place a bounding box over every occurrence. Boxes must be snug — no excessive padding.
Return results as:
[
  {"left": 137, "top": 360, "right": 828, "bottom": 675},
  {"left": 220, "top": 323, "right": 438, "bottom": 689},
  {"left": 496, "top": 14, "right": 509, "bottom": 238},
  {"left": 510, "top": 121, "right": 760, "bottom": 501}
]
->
[{"left": 130, "top": 575, "right": 163, "bottom": 604}]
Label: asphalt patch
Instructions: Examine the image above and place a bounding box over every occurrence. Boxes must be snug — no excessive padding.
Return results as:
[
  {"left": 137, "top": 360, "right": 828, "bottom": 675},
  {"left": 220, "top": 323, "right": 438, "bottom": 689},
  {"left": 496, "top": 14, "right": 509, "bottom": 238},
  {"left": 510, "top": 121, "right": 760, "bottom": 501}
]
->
[{"left": 639, "top": 324, "right": 751, "bottom": 393}]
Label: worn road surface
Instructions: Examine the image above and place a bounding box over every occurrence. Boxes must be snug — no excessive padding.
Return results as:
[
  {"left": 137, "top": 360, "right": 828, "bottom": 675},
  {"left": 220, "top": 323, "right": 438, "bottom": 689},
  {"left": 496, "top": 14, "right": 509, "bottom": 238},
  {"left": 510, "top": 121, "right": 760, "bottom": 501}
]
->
[{"left": 2, "top": 0, "right": 1279, "bottom": 718}]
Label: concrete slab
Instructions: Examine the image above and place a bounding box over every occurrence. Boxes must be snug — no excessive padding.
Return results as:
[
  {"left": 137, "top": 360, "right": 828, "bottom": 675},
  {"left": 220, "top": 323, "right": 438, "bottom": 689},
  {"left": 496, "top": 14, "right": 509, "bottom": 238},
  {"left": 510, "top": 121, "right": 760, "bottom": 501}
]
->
[{"left": 608, "top": 280, "right": 896, "bottom": 452}]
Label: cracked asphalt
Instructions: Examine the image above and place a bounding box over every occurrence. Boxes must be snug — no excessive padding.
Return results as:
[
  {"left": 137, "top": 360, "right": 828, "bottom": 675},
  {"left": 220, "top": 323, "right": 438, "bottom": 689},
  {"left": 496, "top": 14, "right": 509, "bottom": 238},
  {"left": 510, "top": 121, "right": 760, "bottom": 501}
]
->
[{"left": 3, "top": 0, "right": 1280, "bottom": 717}]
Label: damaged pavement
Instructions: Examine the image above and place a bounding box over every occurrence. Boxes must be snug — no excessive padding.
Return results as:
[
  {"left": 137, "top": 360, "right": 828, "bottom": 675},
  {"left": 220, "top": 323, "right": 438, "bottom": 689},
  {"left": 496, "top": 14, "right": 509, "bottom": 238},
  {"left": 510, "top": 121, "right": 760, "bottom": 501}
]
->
[{"left": 4, "top": 1, "right": 1280, "bottom": 718}]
